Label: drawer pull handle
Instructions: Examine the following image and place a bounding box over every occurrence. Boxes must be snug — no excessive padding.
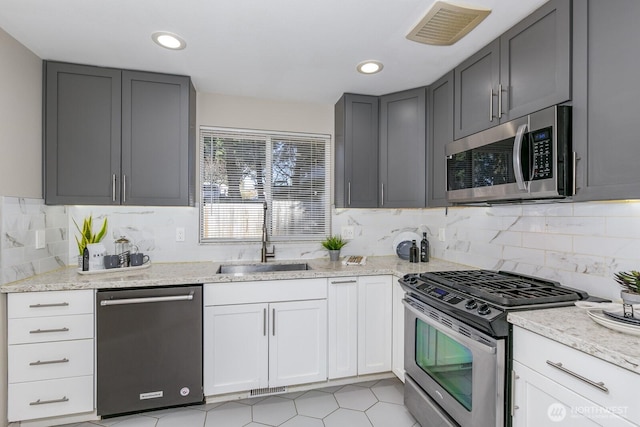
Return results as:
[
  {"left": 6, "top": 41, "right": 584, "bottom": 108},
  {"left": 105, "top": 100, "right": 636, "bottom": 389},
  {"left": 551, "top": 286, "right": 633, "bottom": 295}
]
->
[
  {"left": 29, "top": 396, "right": 69, "bottom": 406},
  {"left": 29, "top": 358, "right": 70, "bottom": 366},
  {"left": 331, "top": 280, "right": 357, "bottom": 284},
  {"left": 546, "top": 360, "right": 609, "bottom": 393},
  {"left": 29, "top": 302, "right": 69, "bottom": 308},
  {"left": 29, "top": 327, "right": 70, "bottom": 334}
]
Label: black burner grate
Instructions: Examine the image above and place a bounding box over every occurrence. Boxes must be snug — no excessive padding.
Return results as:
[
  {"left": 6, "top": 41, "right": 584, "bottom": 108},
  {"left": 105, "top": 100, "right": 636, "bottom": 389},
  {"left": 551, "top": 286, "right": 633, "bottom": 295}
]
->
[{"left": 420, "top": 270, "right": 585, "bottom": 306}]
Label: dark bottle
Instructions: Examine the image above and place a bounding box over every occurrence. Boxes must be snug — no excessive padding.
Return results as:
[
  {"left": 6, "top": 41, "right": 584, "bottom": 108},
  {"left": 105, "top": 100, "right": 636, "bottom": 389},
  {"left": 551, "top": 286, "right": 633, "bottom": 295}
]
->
[
  {"left": 82, "top": 247, "right": 90, "bottom": 271},
  {"left": 420, "top": 232, "right": 429, "bottom": 262},
  {"left": 409, "top": 240, "right": 419, "bottom": 263}
]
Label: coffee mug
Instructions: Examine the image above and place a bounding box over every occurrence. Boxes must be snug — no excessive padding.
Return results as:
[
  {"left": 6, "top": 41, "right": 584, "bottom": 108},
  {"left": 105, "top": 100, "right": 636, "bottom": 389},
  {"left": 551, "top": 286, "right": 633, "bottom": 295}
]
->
[
  {"left": 130, "top": 253, "right": 150, "bottom": 266},
  {"left": 104, "top": 255, "right": 120, "bottom": 269}
]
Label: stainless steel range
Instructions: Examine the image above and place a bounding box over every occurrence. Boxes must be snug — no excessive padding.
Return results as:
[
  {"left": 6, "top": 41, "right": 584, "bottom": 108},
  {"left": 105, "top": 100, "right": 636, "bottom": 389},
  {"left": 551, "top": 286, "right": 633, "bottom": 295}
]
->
[{"left": 399, "top": 270, "right": 588, "bottom": 427}]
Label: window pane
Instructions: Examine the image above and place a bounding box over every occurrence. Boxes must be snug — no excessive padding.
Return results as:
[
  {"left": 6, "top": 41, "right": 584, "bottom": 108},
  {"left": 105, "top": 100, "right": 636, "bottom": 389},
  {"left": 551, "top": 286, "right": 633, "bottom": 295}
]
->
[{"left": 200, "top": 128, "right": 330, "bottom": 242}]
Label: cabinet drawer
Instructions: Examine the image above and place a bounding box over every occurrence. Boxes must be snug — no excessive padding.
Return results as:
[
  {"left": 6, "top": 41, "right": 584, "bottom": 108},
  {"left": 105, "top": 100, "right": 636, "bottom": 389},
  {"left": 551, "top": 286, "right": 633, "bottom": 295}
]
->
[
  {"left": 205, "top": 278, "right": 327, "bottom": 306},
  {"left": 8, "top": 314, "right": 94, "bottom": 344},
  {"left": 513, "top": 327, "right": 639, "bottom": 424},
  {"left": 8, "top": 376, "right": 94, "bottom": 422},
  {"left": 9, "top": 340, "right": 94, "bottom": 383},
  {"left": 8, "top": 290, "right": 94, "bottom": 318}
]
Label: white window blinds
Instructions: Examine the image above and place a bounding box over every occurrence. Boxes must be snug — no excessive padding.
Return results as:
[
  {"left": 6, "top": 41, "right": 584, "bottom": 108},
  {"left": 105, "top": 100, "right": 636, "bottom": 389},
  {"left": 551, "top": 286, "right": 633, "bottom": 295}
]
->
[{"left": 200, "top": 127, "right": 331, "bottom": 242}]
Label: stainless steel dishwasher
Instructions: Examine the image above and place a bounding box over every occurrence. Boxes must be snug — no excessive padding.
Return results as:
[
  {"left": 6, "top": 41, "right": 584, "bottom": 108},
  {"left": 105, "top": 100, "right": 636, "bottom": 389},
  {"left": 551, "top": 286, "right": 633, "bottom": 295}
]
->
[{"left": 96, "top": 285, "right": 203, "bottom": 416}]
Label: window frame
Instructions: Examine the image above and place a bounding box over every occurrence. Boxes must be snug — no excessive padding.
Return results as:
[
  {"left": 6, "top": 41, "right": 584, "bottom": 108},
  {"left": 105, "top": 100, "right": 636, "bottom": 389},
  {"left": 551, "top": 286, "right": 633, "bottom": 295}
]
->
[{"left": 199, "top": 126, "right": 332, "bottom": 244}]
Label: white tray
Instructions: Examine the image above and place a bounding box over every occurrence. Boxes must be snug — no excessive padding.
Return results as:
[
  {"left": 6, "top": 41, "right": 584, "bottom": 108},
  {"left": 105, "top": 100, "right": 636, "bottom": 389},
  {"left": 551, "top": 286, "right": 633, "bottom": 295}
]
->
[{"left": 77, "top": 261, "right": 151, "bottom": 275}]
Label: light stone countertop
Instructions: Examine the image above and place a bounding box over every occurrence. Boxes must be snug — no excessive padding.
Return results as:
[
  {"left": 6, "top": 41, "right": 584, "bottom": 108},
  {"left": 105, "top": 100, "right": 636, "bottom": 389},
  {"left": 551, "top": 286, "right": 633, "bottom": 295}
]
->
[
  {"left": 508, "top": 307, "right": 640, "bottom": 374},
  {"left": 0, "top": 256, "right": 470, "bottom": 293}
]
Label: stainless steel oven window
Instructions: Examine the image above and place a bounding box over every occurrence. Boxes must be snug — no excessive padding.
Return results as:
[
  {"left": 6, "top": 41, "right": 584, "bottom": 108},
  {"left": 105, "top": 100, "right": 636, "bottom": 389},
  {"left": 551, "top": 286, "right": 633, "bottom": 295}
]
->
[{"left": 415, "top": 318, "right": 473, "bottom": 410}]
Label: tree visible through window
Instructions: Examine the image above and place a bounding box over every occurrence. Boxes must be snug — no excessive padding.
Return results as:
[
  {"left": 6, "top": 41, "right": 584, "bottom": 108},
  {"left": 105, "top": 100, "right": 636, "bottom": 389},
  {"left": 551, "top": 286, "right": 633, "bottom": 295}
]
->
[{"left": 200, "top": 127, "right": 331, "bottom": 242}]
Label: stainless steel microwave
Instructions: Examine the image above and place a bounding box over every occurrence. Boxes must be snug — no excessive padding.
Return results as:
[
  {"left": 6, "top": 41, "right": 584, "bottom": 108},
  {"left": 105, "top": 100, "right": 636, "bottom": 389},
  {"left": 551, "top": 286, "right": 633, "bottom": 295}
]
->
[{"left": 446, "top": 105, "right": 573, "bottom": 204}]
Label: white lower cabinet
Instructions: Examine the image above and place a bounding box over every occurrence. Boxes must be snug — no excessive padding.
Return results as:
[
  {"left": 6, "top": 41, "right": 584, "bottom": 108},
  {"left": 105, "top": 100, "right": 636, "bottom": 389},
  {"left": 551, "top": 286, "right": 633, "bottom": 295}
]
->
[
  {"left": 327, "top": 275, "right": 393, "bottom": 379},
  {"left": 328, "top": 278, "right": 358, "bottom": 379},
  {"left": 391, "top": 276, "right": 405, "bottom": 381},
  {"left": 512, "top": 326, "right": 638, "bottom": 426},
  {"left": 203, "top": 279, "right": 328, "bottom": 396},
  {"left": 7, "top": 290, "right": 95, "bottom": 422},
  {"left": 358, "top": 275, "right": 392, "bottom": 375}
]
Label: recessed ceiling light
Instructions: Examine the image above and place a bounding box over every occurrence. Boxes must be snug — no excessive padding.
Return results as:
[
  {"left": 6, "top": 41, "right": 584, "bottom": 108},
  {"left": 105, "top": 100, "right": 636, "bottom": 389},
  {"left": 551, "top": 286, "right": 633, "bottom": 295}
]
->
[
  {"left": 357, "top": 60, "right": 384, "bottom": 75},
  {"left": 151, "top": 31, "right": 187, "bottom": 50}
]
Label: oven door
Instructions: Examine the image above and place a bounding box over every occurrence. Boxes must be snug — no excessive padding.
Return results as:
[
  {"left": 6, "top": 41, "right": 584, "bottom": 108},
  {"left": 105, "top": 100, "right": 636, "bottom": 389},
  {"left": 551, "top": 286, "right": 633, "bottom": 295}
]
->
[{"left": 403, "top": 297, "right": 505, "bottom": 427}]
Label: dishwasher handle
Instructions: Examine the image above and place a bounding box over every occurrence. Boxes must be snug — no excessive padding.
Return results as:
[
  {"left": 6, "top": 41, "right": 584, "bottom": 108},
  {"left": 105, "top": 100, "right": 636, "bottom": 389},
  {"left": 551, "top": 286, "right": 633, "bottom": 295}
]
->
[{"left": 100, "top": 292, "right": 194, "bottom": 306}]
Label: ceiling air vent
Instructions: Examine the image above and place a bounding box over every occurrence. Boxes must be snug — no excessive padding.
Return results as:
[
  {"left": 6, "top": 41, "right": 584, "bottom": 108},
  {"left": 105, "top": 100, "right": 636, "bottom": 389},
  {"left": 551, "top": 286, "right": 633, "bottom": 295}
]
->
[{"left": 407, "top": 1, "right": 491, "bottom": 46}]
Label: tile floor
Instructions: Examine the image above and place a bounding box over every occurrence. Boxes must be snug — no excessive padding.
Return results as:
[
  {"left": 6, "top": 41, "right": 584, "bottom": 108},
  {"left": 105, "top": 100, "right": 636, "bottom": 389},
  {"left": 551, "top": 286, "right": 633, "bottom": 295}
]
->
[{"left": 57, "top": 378, "right": 420, "bottom": 427}]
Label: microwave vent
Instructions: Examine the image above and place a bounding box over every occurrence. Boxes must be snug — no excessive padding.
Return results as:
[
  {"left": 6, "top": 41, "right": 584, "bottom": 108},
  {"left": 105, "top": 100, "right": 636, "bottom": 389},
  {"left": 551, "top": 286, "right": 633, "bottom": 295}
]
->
[{"left": 407, "top": 1, "right": 491, "bottom": 46}]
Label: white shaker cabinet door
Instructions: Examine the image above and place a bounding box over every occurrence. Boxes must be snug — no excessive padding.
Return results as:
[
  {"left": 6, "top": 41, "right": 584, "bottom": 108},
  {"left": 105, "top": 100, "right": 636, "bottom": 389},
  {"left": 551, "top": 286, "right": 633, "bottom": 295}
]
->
[
  {"left": 512, "top": 361, "right": 635, "bottom": 427},
  {"left": 328, "top": 277, "right": 358, "bottom": 379},
  {"left": 358, "top": 275, "right": 392, "bottom": 375},
  {"left": 204, "top": 303, "right": 269, "bottom": 395},
  {"left": 269, "top": 299, "right": 327, "bottom": 387}
]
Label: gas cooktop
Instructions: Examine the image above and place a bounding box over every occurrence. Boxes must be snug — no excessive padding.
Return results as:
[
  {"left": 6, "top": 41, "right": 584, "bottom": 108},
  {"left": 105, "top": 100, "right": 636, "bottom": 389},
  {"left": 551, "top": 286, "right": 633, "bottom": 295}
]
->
[{"left": 399, "top": 270, "right": 589, "bottom": 337}]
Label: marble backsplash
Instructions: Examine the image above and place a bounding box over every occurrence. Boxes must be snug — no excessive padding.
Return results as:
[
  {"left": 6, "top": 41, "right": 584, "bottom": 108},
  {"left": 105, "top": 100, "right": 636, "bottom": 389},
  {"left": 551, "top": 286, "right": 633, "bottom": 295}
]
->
[
  {"left": 1, "top": 197, "right": 68, "bottom": 284},
  {"left": 3, "top": 197, "right": 639, "bottom": 301}
]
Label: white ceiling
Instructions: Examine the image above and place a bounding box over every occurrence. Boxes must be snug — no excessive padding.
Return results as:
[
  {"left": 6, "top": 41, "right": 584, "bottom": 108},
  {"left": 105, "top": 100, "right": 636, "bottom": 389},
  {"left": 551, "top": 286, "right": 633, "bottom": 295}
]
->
[{"left": 0, "top": 0, "right": 548, "bottom": 104}]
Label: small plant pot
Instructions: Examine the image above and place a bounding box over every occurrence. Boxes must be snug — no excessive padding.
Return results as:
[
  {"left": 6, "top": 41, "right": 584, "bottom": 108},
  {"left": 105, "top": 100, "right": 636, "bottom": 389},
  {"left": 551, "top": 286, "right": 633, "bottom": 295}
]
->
[
  {"left": 621, "top": 290, "right": 640, "bottom": 305},
  {"left": 328, "top": 250, "right": 341, "bottom": 262}
]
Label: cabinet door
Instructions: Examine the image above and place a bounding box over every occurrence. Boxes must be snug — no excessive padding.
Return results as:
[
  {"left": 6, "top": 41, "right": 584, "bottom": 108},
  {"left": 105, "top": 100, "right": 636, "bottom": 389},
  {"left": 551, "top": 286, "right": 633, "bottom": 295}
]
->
[
  {"left": 512, "top": 361, "right": 635, "bottom": 427},
  {"left": 122, "top": 71, "right": 194, "bottom": 206},
  {"left": 203, "top": 303, "right": 269, "bottom": 395},
  {"left": 45, "top": 62, "right": 121, "bottom": 205},
  {"left": 454, "top": 39, "right": 500, "bottom": 140},
  {"left": 328, "top": 277, "right": 358, "bottom": 379},
  {"left": 391, "top": 277, "right": 405, "bottom": 381},
  {"left": 573, "top": 0, "right": 640, "bottom": 200},
  {"left": 358, "top": 275, "right": 392, "bottom": 374},
  {"left": 269, "top": 300, "right": 327, "bottom": 387},
  {"left": 379, "top": 88, "right": 426, "bottom": 208},
  {"left": 500, "top": 0, "right": 571, "bottom": 122},
  {"left": 335, "top": 94, "right": 379, "bottom": 208},
  {"left": 427, "top": 71, "right": 453, "bottom": 207}
]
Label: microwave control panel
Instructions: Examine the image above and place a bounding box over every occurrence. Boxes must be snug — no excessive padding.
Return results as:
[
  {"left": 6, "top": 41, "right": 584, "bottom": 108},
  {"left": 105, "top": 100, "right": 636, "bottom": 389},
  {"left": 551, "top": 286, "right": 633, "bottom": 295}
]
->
[{"left": 531, "top": 127, "right": 552, "bottom": 180}]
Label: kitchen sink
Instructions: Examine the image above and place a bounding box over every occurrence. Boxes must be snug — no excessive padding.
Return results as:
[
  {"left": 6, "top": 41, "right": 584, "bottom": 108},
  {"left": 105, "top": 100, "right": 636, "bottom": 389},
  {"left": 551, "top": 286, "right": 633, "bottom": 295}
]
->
[{"left": 216, "top": 263, "right": 311, "bottom": 274}]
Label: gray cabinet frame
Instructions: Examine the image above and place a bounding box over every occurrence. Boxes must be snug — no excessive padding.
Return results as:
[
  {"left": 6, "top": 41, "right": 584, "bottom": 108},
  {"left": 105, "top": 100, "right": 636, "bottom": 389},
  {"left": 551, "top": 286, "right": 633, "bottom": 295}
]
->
[
  {"left": 379, "top": 88, "right": 426, "bottom": 208},
  {"left": 44, "top": 62, "right": 195, "bottom": 206},
  {"left": 334, "top": 94, "right": 379, "bottom": 208}
]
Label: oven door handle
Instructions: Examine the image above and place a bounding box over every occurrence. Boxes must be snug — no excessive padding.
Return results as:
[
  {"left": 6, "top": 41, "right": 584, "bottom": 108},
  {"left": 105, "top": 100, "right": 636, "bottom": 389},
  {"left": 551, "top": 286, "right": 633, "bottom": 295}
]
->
[
  {"left": 403, "top": 299, "right": 497, "bottom": 355},
  {"left": 513, "top": 123, "right": 529, "bottom": 192}
]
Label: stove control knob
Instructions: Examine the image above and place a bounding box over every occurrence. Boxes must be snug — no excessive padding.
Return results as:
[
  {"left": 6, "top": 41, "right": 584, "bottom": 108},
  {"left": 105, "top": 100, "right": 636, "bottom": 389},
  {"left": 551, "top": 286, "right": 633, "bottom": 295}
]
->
[
  {"left": 478, "top": 304, "right": 492, "bottom": 316},
  {"left": 464, "top": 300, "right": 477, "bottom": 310}
]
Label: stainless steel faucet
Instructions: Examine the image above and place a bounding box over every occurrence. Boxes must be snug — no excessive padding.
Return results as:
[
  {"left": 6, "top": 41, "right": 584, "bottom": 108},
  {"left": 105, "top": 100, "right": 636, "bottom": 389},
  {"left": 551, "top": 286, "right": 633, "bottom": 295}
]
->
[{"left": 261, "top": 201, "right": 275, "bottom": 262}]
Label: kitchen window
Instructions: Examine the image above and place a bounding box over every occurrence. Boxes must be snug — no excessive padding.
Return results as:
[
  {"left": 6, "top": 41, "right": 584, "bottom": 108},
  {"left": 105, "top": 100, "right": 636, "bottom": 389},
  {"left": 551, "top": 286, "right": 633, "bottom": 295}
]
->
[{"left": 199, "top": 127, "right": 331, "bottom": 242}]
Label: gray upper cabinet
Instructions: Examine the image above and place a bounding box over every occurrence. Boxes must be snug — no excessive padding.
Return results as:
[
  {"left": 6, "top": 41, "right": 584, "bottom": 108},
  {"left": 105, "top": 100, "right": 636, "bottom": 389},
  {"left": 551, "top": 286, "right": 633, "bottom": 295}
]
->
[
  {"left": 379, "top": 88, "right": 426, "bottom": 208},
  {"left": 454, "top": 39, "right": 500, "bottom": 140},
  {"left": 45, "top": 62, "right": 122, "bottom": 205},
  {"left": 45, "top": 62, "right": 195, "bottom": 206},
  {"left": 454, "top": 0, "right": 571, "bottom": 140},
  {"left": 334, "top": 94, "right": 379, "bottom": 208},
  {"left": 500, "top": 0, "right": 571, "bottom": 122},
  {"left": 427, "top": 72, "right": 454, "bottom": 208},
  {"left": 572, "top": 0, "right": 640, "bottom": 200},
  {"left": 122, "top": 71, "right": 195, "bottom": 206}
]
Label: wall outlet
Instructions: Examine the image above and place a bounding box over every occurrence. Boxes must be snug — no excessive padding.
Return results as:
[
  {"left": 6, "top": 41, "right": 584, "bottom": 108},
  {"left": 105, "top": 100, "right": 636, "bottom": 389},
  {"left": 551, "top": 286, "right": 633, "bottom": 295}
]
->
[
  {"left": 341, "top": 226, "right": 355, "bottom": 240},
  {"left": 35, "top": 229, "right": 46, "bottom": 249},
  {"left": 438, "top": 228, "right": 446, "bottom": 242},
  {"left": 176, "top": 227, "right": 186, "bottom": 242}
]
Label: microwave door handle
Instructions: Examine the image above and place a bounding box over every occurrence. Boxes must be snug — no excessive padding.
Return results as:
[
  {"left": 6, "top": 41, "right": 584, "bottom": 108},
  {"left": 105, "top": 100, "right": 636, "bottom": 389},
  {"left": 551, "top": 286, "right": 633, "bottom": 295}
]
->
[{"left": 513, "top": 123, "right": 529, "bottom": 192}]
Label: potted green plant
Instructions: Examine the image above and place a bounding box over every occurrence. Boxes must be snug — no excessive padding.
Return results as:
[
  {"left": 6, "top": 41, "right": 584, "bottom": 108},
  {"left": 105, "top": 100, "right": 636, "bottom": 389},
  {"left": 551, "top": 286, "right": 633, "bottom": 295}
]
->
[
  {"left": 613, "top": 271, "right": 640, "bottom": 304},
  {"left": 73, "top": 215, "right": 108, "bottom": 263},
  {"left": 321, "top": 235, "right": 347, "bottom": 261}
]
